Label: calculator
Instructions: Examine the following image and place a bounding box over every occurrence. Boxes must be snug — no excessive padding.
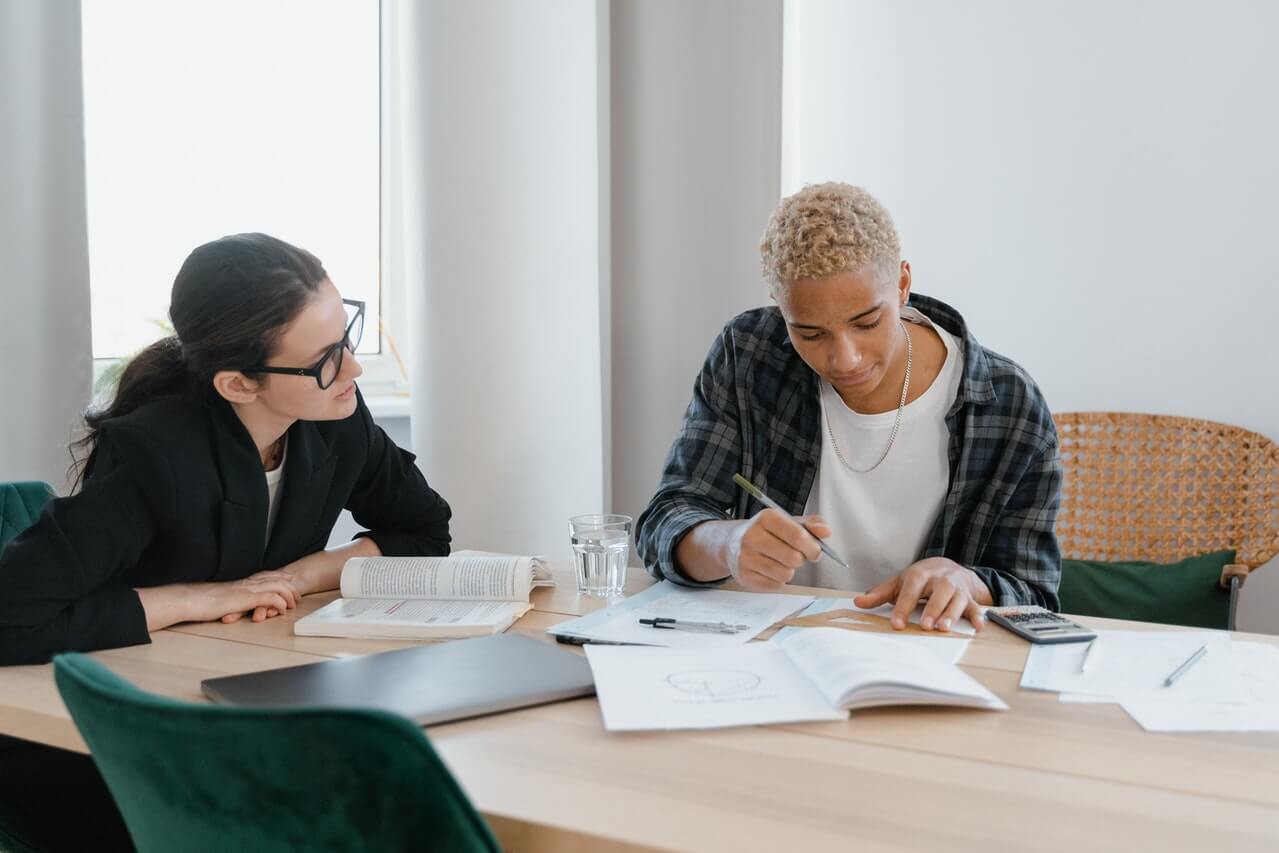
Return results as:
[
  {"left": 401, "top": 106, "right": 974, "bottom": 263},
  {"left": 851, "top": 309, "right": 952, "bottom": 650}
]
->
[{"left": 986, "top": 606, "right": 1096, "bottom": 644}]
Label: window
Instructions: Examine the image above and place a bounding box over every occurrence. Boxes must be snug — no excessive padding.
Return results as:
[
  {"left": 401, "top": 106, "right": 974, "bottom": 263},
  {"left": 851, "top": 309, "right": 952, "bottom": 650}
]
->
[{"left": 81, "top": 0, "right": 389, "bottom": 382}]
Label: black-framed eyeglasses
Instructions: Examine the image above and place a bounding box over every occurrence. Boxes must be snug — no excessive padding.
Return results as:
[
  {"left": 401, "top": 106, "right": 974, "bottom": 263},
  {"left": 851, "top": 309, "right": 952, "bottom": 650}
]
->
[{"left": 246, "top": 299, "right": 365, "bottom": 390}]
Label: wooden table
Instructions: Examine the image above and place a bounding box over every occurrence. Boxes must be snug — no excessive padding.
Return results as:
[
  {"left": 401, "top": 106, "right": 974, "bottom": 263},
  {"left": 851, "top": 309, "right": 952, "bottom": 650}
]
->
[{"left": 2, "top": 567, "right": 1277, "bottom": 852}]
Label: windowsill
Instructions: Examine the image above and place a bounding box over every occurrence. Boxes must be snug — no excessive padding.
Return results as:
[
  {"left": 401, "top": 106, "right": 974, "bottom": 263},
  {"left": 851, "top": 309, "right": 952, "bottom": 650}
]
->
[{"left": 363, "top": 392, "right": 412, "bottom": 420}]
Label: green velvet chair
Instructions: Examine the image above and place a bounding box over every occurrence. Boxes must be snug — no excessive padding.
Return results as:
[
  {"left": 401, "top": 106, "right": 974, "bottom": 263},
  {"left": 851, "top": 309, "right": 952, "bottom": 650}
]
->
[
  {"left": 0, "top": 480, "right": 61, "bottom": 853},
  {"left": 1054, "top": 412, "right": 1279, "bottom": 630},
  {"left": 53, "top": 653, "right": 501, "bottom": 853},
  {"left": 0, "top": 481, "right": 55, "bottom": 551}
]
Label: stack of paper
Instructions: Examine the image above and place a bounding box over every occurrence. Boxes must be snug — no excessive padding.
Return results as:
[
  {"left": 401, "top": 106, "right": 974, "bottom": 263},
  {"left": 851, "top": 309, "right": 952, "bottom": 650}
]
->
[
  {"left": 1020, "top": 630, "right": 1279, "bottom": 732},
  {"left": 1022, "top": 631, "right": 1238, "bottom": 701},
  {"left": 1119, "top": 642, "right": 1279, "bottom": 732}
]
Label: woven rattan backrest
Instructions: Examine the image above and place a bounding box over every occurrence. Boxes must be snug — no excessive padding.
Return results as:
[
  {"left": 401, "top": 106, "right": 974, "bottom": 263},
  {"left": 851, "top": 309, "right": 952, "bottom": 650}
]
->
[{"left": 1054, "top": 412, "right": 1279, "bottom": 569}]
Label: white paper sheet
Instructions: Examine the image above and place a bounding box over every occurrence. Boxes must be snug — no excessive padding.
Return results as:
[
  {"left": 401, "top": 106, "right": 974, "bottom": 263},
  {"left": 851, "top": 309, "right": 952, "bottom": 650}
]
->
[
  {"left": 1021, "top": 630, "right": 1241, "bottom": 702},
  {"left": 1058, "top": 693, "right": 1117, "bottom": 704},
  {"left": 558, "top": 582, "right": 814, "bottom": 648},
  {"left": 1119, "top": 642, "right": 1279, "bottom": 731},
  {"left": 900, "top": 635, "right": 971, "bottom": 665},
  {"left": 585, "top": 642, "right": 846, "bottom": 731}
]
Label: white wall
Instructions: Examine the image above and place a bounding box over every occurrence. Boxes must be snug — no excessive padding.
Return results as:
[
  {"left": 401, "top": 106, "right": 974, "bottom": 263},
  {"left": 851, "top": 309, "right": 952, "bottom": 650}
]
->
[
  {"left": 397, "top": 0, "right": 607, "bottom": 564},
  {"left": 610, "top": 0, "right": 784, "bottom": 522},
  {"left": 785, "top": 0, "right": 1279, "bottom": 633},
  {"left": 0, "top": 0, "right": 93, "bottom": 492}
]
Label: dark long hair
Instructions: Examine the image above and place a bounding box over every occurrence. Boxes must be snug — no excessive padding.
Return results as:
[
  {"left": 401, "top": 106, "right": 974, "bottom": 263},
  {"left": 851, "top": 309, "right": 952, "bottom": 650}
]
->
[{"left": 71, "top": 233, "right": 328, "bottom": 490}]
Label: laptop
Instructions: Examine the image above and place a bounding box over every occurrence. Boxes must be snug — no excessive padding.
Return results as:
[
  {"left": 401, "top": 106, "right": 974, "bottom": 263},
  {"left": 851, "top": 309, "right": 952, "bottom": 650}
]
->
[{"left": 201, "top": 633, "right": 596, "bottom": 726}]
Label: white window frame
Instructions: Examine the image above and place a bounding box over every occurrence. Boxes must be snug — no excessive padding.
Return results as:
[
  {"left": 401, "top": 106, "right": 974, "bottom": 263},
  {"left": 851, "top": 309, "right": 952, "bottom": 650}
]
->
[
  {"left": 364, "top": 0, "right": 412, "bottom": 418},
  {"left": 90, "top": 0, "right": 412, "bottom": 421}
]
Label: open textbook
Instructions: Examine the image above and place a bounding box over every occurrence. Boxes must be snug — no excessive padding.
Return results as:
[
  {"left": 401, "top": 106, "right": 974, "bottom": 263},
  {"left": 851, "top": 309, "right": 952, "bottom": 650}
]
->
[
  {"left": 585, "top": 626, "right": 1006, "bottom": 731},
  {"left": 294, "top": 552, "right": 553, "bottom": 640}
]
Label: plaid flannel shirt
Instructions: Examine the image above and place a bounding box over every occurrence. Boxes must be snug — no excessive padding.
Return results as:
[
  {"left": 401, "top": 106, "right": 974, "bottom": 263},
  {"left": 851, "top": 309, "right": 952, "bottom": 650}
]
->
[{"left": 635, "top": 293, "right": 1063, "bottom": 609}]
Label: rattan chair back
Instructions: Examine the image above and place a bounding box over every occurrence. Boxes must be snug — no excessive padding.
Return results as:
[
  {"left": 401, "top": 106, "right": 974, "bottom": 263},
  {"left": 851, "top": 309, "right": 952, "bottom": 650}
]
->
[{"left": 1053, "top": 412, "right": 1279, "bottom": 570}]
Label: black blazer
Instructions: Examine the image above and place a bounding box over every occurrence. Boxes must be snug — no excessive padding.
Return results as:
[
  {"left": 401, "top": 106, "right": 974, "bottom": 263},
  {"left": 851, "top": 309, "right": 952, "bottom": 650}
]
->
[{"left": 0, "top": 389, "right": 450, "bottom": 664}]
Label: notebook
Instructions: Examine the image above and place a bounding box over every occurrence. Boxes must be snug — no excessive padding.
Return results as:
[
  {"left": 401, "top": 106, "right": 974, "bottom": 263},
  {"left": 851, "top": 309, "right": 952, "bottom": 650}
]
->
[
  {"left": 585, "top": 626, "right": 1005, "bottom": 731},
  {"left": 201, "top": 634, "right": 595, "bottom": 726}
]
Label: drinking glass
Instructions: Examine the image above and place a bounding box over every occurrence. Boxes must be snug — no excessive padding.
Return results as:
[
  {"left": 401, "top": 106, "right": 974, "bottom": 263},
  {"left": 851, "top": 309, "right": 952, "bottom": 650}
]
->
[{"left": 568, "top": 514, "right": 632, "bottom": 596}]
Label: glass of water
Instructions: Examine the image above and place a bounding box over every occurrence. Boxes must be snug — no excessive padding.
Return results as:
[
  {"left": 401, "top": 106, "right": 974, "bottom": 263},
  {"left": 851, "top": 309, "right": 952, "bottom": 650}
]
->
[{"left": 568, "top": 514, "right": 632, "bottom": 596}]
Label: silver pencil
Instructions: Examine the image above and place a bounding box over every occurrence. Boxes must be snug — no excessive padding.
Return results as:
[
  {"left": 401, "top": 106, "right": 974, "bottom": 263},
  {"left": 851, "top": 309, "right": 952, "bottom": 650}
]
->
[{"left": 732, "top": 473, "right": 851, "bottom": 570}]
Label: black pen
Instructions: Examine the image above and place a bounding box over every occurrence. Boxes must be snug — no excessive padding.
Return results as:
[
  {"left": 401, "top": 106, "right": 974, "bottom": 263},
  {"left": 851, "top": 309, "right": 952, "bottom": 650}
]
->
[{"left": 732, "top": 473, "right": 850, "bottom": 570}]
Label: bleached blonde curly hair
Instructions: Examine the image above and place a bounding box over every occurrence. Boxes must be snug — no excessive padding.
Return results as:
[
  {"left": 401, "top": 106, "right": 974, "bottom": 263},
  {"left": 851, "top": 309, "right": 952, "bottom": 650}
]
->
[{"left": 759, "top": 182, "right": 901, "bottom": 287}]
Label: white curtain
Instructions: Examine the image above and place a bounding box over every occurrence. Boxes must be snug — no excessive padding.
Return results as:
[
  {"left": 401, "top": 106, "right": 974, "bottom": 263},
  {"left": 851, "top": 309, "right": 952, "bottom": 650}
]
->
[
  {"left": 0, "top": 0, "right": 93, "bottom": 493},
  {"left": 388, "top": 0, "right": 784, "bottom": 563}
]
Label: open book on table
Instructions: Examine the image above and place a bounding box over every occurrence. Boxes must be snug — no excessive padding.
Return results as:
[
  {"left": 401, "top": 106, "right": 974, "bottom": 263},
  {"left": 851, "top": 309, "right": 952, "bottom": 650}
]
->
[
  {"left": 585, "top": 626, "right": 1006, "bottom": 731},
  {"left": 294, "top": 551, "right": 553, "bottom": 640}
]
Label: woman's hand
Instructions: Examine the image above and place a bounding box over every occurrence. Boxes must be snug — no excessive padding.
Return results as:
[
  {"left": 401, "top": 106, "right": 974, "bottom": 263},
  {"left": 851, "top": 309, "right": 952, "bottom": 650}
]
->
[
  {"left": 218, "top": 569, "right": 303, "bottom": 623},
  {"left": 223, "top": 537, "right": 385, "bottom": 623},
  {"left": 853, "top": 557, "right": 992, "bottom": 632},
  {"left": 136, "top": 575, "right": 301, "bottom": 632}
]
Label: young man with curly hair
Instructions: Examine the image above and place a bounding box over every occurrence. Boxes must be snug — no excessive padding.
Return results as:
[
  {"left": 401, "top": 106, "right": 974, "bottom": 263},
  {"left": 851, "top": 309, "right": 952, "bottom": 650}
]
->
[{"left": 636, "top": 183, "right": 1062, "bottom": 631}]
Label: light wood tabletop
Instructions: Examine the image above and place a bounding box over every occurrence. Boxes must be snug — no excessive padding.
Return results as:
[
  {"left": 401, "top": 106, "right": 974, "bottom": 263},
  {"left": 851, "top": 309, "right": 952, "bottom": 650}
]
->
[{"left": 2, "top": 564, "right": 1277, "bottom": 852}]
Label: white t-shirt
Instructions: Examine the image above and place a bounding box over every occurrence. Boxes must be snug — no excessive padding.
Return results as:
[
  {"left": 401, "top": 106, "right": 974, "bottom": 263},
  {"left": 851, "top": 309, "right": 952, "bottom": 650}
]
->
[
  {"left": 797, "top": 309, "right": 962, "bottom": 592},
  {"left": 264, "top": 436, "right": 288, "bottom": 545}
]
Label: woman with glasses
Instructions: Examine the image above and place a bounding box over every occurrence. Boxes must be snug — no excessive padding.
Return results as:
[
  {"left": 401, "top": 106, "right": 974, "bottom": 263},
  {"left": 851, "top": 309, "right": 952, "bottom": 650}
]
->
[
  {"left": 0, "top": 232, "right": 452, "bottom": 664},
  {"left": 0, "top": 233, "right": 452, "bottom": 851}
]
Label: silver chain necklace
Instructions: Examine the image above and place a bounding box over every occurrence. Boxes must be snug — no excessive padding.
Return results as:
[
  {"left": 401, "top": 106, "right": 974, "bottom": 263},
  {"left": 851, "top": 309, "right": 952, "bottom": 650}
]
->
[{"left": 824, "top": 320, "right": 912, "bottom": 473}]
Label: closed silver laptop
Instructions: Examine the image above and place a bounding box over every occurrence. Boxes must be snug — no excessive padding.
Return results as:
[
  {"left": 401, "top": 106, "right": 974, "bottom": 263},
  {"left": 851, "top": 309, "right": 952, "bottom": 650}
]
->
[{"left": 201, "top": 633, "right": 595, "bottom": 726}]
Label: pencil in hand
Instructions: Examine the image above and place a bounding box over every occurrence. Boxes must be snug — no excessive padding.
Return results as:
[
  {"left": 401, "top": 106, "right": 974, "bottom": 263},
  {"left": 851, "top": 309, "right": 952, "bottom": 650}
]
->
[{"left": 731, "top": 473, "right": 850, "bottom": 570}]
